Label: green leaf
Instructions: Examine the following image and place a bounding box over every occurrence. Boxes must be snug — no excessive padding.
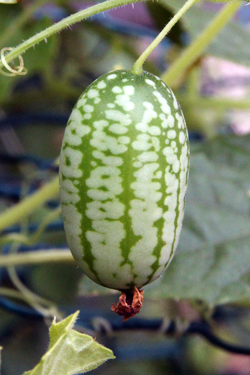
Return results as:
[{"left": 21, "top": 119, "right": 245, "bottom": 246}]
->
[
  {"left": 23, "top": 311, "right": 115, "bottom": 375},
  {"left": 145, "top": 134, "right": 250, "bottom": 306},
  {"left": 159, "top": 0, "right": 250, "bottom": 66}
]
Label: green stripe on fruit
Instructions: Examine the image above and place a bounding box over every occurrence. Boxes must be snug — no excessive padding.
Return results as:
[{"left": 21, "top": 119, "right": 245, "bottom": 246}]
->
[{"left": 59, "top": 69, "right": 190, "bottom": 291}]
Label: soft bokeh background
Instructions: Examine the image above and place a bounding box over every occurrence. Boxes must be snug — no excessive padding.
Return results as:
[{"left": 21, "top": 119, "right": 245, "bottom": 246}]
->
[{"left": 1, "top": 1, "right": 250, "bottom": 374}]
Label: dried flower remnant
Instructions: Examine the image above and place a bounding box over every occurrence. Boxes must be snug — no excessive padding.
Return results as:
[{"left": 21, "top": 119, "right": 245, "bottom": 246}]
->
[{"left": 111, "top": 287, "right": 144, "bottom": 321}]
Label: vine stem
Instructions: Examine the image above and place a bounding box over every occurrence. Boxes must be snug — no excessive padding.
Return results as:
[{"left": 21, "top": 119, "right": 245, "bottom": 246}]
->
[
  {"left": 0, "top": 176, "right": 59, "bottom": 232},
  {"left": 1, "top": 206, "right": 61, "bottom": 246},
  {"left": 0, "top": 206, "right": 61, "bottom": 245},
  {"left": 130, "top": 0, "right": 199, "bottom": 75},
  {"left": 0, "top": 250, "right": 73, "bottom": 266},
  {"left": 0, "top": 287, "right": 32, "bottom": 299},
  {"left": 8, "top": 263, "right": 62, "bottom": 318},
  {"left": 162, "top": 1, "right": 242, "bottom": 86},
  {"left": 0, "top": 0, "right": 19, "bottom": 3},
  {"left": 0, "top": 287, "right": 62, "bottom": 320},
  {"left": 178, "top": 96, "right": 250, "bottom": 110},
  {"left": 0, "top": 0, "right": 146, "bottom": 71}
]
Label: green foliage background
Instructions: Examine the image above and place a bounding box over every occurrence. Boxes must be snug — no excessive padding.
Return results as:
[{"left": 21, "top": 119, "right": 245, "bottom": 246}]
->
[{"left": 1, "top": 1, "right": 250, "bottom": 374}]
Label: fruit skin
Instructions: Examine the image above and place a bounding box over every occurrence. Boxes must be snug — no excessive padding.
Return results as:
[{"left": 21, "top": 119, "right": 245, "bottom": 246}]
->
[{"left": 59, "top": 70, "right": 189, "bottom": 291}]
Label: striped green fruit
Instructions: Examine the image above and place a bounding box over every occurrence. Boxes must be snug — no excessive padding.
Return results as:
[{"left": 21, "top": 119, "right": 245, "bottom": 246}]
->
[{"left": 59, "top": 70, "right": 189, "bottom": 291}]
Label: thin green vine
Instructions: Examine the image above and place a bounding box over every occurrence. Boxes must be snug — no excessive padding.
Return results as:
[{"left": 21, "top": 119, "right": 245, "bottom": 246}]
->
[
  {"left": 0, "top": 176, "right": 59, "bottom": 232},
  {"left": 162, "top": 1, "right": 242, "bottom": 86},
  {"left": 0, "top": 286, "right": 62, "bottom": 320},
  {"left": 130, "top": 0, "right": 199, "bottom": 74},
  {"left": 178, "top": 96, "right": 250, "bottom": 110},
  {"left": 0, "top": 0, "right": 147, "bottom": 74},
  {"left": 0, "top": 250, "right": 73, "bottom": 266},
  {"left": 0, "top": 0, "right": 19, "bottom": 3},
  {"left": 0, "top": 206, "right": 61, "bottom": 246},
  {"left": 8, "top": 262, "right": 62, "bottom": 318},
  {"left": 3, "top": 186, "right": 62, "bottom": 319}
]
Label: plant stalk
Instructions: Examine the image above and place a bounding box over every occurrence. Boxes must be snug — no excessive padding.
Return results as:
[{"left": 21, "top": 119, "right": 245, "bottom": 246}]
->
[
  {"left": 0, "top": 250, "right": 73, "bottom": 266},
  {"left": 162, "top": 1, "right": 242, "bottom": 86},
  {"left": 178, "top": 96, "right": 250, "bottom": 110},
  {"left": 0, "top": 176, "right": 59, "bottom": 232},
  {"left": 0, "top": 0, "right": 146, "bottom": 71},
  {"left": 130, "top": 0, "right": 199, "bottom": 74}
]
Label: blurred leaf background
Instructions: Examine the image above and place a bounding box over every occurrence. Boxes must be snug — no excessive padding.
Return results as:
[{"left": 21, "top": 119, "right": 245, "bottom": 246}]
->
[{"left": 1, "top": 1, "right": 250, "bottom": 374}]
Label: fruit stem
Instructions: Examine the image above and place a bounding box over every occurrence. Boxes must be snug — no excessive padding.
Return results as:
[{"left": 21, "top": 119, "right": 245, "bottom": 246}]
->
[{"left": 130, "top": 0, "right": 199, "bottom": 75}]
